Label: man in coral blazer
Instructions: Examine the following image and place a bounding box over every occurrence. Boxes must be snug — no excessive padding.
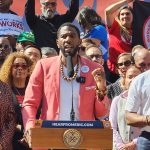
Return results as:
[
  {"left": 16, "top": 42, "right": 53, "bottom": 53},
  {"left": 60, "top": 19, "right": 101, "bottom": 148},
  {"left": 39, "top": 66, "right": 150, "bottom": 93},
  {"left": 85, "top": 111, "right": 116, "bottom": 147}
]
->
[{"left": 22, "top": 23, "right": 110, "bottom": 148}]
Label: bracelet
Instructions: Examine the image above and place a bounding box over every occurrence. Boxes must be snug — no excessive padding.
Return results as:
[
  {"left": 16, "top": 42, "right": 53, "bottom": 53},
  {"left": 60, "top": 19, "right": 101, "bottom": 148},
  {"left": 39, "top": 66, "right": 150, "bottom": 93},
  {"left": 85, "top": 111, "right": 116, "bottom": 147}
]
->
[{"left": 146, "top": 115, "right": 150, "bottom": 126}]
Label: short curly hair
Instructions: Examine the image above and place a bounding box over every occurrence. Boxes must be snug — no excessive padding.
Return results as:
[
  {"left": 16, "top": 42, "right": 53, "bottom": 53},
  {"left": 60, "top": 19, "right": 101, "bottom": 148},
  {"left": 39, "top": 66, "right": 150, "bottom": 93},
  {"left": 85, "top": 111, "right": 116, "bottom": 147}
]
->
[{"left": 0, "top": 52, "right": 33, "bottom": 85}]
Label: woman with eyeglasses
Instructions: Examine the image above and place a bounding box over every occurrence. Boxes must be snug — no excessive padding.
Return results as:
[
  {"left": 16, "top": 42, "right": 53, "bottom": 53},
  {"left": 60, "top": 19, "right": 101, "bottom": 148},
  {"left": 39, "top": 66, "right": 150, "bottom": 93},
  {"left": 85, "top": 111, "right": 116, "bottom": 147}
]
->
[
  {"left": 107, "top": 52, "right": 132, "bottom": 101},
  {"left": 109, "top": 65, "right": 141, "bottom": 150},
  {"left": 0, "top": 52, "right": 33, "bottom": 150}
]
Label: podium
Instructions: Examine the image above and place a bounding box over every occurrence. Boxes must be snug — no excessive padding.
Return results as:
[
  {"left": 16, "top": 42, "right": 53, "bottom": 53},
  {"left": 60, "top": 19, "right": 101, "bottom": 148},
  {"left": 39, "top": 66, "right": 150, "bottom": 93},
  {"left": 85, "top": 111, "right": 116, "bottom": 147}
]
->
[{"left": 30, "top": 120, "right": 112, "bottom": 149}]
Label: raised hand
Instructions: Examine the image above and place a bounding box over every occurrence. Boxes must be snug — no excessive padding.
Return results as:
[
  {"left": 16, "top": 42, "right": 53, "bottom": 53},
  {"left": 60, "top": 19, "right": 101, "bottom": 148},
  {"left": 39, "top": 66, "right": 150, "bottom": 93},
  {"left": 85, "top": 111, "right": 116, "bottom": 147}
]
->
[
  {"left": 92, "top": 68, "right": 107, "bottom": 100},
  {"left": 92, "top": 68, "right": 106, "bottom": 90}
]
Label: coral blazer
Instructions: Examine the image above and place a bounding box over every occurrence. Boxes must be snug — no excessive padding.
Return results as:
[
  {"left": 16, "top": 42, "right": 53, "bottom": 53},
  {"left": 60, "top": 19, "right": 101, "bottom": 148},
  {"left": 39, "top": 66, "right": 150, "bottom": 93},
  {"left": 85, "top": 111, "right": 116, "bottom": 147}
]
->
[{"left": 22, "top": 56, "right": 109, "bottom": 131}]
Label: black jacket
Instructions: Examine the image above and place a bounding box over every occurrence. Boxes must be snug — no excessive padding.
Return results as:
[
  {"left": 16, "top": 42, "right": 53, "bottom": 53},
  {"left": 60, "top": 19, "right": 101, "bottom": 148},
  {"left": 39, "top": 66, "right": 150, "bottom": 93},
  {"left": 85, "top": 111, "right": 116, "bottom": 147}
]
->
[{"left": 25, "top": 0, "right": 79, "bottom": 52}]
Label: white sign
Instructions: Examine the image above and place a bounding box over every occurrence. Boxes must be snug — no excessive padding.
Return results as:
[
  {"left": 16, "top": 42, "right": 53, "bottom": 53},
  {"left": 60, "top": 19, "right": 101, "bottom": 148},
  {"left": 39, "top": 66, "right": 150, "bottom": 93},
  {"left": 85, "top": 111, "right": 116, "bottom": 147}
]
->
[{"left": 0, "top": 13, "right": 24, "bottom": 36}]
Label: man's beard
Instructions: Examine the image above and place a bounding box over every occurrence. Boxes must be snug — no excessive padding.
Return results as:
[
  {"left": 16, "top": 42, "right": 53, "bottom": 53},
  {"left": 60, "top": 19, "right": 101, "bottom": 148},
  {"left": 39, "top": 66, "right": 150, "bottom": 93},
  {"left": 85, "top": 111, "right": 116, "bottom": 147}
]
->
[
  {"left": 42, "top": 9, "right": 56, "bottom": 19},
  {"left": 60, "top": 47, "right": 79, "bottom": 57}
]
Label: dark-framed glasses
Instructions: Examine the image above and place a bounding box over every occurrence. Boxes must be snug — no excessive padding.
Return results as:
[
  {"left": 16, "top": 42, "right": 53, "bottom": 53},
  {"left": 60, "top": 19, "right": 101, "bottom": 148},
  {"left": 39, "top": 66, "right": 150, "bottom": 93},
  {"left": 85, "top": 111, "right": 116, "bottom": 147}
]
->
[
  {"left": 0, "top": 44, "right": 10, "bottom": 49},
  {"left": 12, "top": 64, "right": 28, "bottom": 70},
  {"left": 42, "top": 2, "right": 57, "bottom": 7},
  {"left": 117, "top": 60, "right": 131, "bottom": 68}
]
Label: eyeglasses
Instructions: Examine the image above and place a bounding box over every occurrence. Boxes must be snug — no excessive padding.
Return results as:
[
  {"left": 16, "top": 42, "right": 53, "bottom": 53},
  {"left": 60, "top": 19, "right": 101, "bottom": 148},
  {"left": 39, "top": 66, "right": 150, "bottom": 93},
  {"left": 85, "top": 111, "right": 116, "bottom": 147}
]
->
[
  {"left": 117, "top": 60, "right": 131, "bottom": 68},
  {"left": 88, "top": 54, "right": 103, "bottom": 60},
  {"left": 12, "top": 64, "right": 28, "bottom": 70},
  {"left": 0, "top": 44, "right": 10, "bottom": 49},
  {"left": 42, "top": 2, "right": 57, "bottom": 7}
]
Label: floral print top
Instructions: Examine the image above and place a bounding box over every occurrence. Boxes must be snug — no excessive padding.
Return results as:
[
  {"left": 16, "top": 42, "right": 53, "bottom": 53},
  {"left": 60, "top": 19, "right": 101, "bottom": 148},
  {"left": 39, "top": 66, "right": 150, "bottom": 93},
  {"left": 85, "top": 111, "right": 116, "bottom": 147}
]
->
[{"left": 0, "top": 81, "right": 16, "bottom": 150}]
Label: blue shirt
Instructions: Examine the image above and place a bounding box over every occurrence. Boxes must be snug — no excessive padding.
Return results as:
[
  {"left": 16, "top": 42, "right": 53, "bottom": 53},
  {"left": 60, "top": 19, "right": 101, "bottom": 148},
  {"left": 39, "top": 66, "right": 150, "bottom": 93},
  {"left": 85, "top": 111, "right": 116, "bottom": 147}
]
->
[{"left": 83, "top": 25, "right": 109, "bottom": 61}]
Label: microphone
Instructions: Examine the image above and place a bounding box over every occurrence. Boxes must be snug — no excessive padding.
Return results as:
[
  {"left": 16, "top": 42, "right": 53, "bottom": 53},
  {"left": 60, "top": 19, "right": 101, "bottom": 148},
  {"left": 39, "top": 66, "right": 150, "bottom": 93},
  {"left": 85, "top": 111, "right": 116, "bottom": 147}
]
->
[
  {"left": 70, "top": 99, "right": 75, "bottom": 121},
  {"left": 70, "top": 82, "right": 75, "bottom": 121},
  {"left": 66, "top": 56, "right": 75, "bottom": 121},
  {"left": 66, "top": 55, "right": 74, "bottom": 77},
  {"left": 76, "top": 76, "right": 86, "bottom": 83}
]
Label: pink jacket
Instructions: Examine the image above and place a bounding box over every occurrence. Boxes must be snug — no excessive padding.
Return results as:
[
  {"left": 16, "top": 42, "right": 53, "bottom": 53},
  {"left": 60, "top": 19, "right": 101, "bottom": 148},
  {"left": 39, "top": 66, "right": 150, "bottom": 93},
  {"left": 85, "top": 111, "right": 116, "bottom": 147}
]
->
[{"left": 22, "top": 56, "right": 110, "bottom": 131}]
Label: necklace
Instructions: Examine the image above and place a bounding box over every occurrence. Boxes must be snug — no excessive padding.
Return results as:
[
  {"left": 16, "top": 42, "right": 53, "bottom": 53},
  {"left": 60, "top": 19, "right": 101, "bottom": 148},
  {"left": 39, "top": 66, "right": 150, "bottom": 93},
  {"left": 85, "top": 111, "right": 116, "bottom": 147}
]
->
[
  {"left": 60, "top": 58, "right": 79, "bottom": 82},
  {"left": 13, "top": 87, "right": 25, "bottom": 96}
]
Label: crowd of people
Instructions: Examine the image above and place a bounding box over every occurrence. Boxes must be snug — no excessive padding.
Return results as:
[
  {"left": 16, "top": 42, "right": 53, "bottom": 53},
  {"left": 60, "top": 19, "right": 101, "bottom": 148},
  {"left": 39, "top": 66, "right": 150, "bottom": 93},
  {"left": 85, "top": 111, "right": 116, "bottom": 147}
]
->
[{"left": 0, "top": 0, "right": 150, "bottom": 150}]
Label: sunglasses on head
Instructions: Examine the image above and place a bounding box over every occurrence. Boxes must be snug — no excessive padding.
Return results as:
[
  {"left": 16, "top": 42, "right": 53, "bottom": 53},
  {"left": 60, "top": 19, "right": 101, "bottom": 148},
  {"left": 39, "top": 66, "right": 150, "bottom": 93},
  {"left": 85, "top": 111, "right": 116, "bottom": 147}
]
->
[
  {"left": 42, "top": 2, "right": 57, "bottom": 7},
  {"left": 117, "top": 60, "right": 131, "bottom": 68},
  {"left": 0, "top": 44, "right": 10, "bottom": 49},
  {"left": 12, "top": 64, "right": 28, "bottom": 70}
]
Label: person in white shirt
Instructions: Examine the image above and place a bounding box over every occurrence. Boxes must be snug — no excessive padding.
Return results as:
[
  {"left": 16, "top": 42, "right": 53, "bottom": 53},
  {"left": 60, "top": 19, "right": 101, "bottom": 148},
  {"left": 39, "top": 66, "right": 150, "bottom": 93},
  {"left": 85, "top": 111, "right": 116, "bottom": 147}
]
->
[{"left": 125, "top": 70, "right": 150, "bottom": 150}]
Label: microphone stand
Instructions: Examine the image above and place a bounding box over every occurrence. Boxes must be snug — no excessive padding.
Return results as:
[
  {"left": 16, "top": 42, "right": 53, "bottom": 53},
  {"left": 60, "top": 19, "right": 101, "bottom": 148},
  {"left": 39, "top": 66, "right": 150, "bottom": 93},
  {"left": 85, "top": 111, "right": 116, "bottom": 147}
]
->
[{"left": 70, "top": 81, "right": 75, "bottom": 121}]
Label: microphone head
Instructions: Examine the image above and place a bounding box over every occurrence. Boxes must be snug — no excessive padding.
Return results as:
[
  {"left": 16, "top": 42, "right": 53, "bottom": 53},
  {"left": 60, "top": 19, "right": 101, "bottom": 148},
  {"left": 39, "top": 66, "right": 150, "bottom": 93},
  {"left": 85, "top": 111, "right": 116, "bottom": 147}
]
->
[
  {"left": 66, "top": 55, "right": 74, "bottom": 77},
  {"left": 76, "top": 76, "right": 86, "bottom": 83}
]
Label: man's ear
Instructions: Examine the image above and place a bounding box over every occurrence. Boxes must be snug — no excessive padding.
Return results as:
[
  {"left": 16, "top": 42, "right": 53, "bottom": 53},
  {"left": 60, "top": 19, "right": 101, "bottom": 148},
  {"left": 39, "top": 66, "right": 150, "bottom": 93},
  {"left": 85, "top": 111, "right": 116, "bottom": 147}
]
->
[
  {"left": 78, "top": 39, "right": 82, "bottom": 46},
  {"left": 101, "top": 59, "right": 104, "bottom": 66},
  {"left": 56, "top": 39, "right": 60, "bottom": 48}
]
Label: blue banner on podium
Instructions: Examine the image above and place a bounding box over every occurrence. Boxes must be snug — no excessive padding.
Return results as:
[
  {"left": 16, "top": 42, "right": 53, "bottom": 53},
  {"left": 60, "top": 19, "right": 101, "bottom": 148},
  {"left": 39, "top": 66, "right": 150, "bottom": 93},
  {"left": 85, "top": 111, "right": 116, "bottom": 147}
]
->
[{"left": 34, "top": 120, "right": 111, "bottom": 129}]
